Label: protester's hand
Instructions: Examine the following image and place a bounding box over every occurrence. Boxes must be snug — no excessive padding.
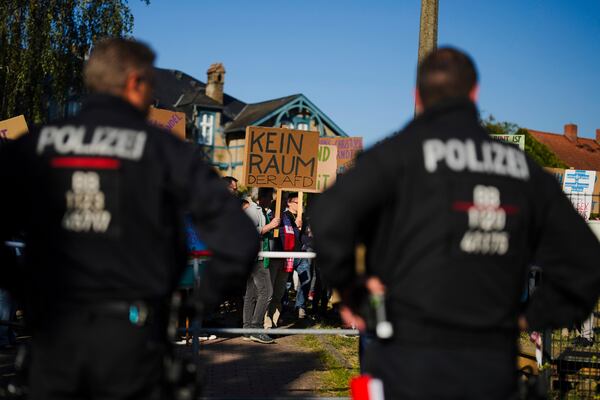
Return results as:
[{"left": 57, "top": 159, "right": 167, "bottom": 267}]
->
[
  {"left": 295, "top": 216, "right": 302, "bottom": 230},
  {"left": 269, "top": 217, "right": 281, "bottom": 229},
  {"left": 340, "top": 305, "right": 367, "bottom": 331}
]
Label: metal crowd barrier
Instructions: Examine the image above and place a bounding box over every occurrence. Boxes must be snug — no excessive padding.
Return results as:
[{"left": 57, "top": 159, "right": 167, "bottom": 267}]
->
[
  {"left": 184, "top": 251, "right": 358, "bottom": 351},
  {"left": 195, "top": 328, "right": 358, "bottom": 336}
]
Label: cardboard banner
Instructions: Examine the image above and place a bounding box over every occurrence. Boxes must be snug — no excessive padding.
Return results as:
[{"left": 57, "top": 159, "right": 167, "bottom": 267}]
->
[
  {"left": 305, "top": 144, "right": 338, "bottom": 193},
  {"left": 490, "top": 134, "right": 525, "bottom": 151},
  {"left": 563, "top": 169, "right": 597, "bottom": 221},
  {"left": 0, "top": 115, "right": 29, "bottom": 140},
  {"left": 243, "top": 126, "right": 319, "bottom": 190},
  {"left": 318, "top": 136, "right": 363, "bottom": 173},
  {"left": 148, "top": 107, "right": 186, "bottom": 140}
]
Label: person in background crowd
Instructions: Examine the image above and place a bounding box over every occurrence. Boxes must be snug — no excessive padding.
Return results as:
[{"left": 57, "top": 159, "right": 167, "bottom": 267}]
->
[
  {"left": 265, "top": 192, "right": 297, "bottom": 328},
  {"left": 242, "top": 189, "right": 280, "bottom": 344},
  {"left": 0, "top": 38, "right": 258, "bottom": 399},
  {"left": 222, "top": 176, "right": 238, "bottom": 195},
  {"left": 311, "top": 47, "right": 600, "bottom": 399},
  {"left": 296, "top": 214, "right": 314, "bottom": 319},
  {"left": 279, "top": 192, "right": 311, "bottom": 320}
]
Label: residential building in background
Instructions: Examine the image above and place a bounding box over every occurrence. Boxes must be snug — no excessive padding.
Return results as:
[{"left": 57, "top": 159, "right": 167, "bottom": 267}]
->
[{"left": 152, "top": 63, "right": 348, "bottom": 180}]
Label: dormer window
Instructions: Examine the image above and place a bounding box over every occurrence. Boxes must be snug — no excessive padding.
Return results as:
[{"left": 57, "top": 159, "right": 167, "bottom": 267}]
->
[
  {"left": 294, "top": 116, "right": 310, "bottom": 131},
  {"left": 296, "top": 122, "right": 309, "bottom": 131}
]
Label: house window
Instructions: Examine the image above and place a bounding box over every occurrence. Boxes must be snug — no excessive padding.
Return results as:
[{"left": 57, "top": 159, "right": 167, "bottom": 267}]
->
[
  {"left": 197, "top": 112, "right": 215, "bottom": 145},
  {"left": 294, "top": 116, "right": 310, "bottom": 131},
  {"left": 296, "top": 122, "right": 309, "bottom": 131}
]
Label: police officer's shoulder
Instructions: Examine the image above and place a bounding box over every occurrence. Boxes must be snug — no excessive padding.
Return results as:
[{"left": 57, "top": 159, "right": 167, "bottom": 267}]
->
[{"left": 355, "top": 125, "right": 415, "bottom": 170}]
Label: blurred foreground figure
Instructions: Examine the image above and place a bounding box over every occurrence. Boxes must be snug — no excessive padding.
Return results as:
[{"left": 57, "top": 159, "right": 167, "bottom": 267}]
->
[
  {"left": 0, "top": 38, "right": 258, "bottom": 399},
  {"left": 311, "top": 47, "right": 600, "bottom": 399}
]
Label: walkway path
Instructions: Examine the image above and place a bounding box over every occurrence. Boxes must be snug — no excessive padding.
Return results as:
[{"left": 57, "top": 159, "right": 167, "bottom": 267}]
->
[{"left": 196, "top": 335, "right": 330, "bottom": 399}]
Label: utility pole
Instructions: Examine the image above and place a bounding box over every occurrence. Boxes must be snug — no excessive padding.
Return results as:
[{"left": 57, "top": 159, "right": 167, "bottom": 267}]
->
[{"left": 415, "top": 0, "right": 439, "bottom": 113}]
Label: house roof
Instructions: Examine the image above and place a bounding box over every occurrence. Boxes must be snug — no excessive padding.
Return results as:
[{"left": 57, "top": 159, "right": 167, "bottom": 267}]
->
[
  {"left": 153, "top": 67, "right": 347, "bottom": 137},
  {"left": 153, "top": 68, "right": 246, "bottom": 119},
  {"left": 224, "top": 94, "right": 301, "bottom": 134},
  {"left": 528, "top": 129, "right": 600, "bottom": 170}
]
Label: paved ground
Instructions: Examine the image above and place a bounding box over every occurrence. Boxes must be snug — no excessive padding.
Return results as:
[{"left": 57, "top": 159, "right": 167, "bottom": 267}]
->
[
  {"left": 0, "top": 328, "right": 350, "bottom": 399},
  {"left": 195, "top": 335, "right": 327, "bottom": 399}
]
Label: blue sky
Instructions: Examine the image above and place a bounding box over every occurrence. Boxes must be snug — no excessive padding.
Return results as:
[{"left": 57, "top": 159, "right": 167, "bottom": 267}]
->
[{"left": 129, "top": 0, "right": 600, "bottom": 147}]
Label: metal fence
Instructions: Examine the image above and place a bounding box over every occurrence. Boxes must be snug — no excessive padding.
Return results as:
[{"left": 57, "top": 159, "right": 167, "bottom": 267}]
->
[
  {"left": 544, "top": 301, "right": 600, "bottom": 398},
  {"left": 563, "top": 193, "right": 600, "bottom": 221}
]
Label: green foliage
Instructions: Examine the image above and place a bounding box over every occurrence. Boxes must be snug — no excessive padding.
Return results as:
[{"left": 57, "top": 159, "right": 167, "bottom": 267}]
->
[
  {"left": 482, "top": 116, "right": 568, "bottom": 168},
  {"left": 0, "top": 0, "right": 149, "bottom": 125},
  {"left": 522, "top": 130, "right": 569, "bottom": 168}
]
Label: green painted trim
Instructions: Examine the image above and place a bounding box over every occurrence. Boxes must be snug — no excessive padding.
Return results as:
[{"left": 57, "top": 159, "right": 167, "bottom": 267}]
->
[
  {"left": 211, "top": 162, "right": 230, "bottom": 170},
  {"left": 299, "top": 95, "right": 348, "bottom": 137},
  {"left": 251, "top": 94, "right": 348, "bottom": 137},
  {"left": 272, "top": 98, "right": 324, "bottom": 135}
]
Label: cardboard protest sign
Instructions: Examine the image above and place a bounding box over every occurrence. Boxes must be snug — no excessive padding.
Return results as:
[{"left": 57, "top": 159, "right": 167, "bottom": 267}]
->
[
  {"left": 490, "top": 134, "right": 525, "bottom": 151},
  {"left": 305, "top": 144, "right": 337, "bottom": 193},
  {"left": 319, "top": 136, "right": 363, "bottom": 172},
  {"left": 148, "top": 107, "right": 186, "bottom": 140},
  {"left": 0, "top": 115, "right": 29, "bottom": 140},
  {"left": 243, "top": 126, "right": 319, "bottom": 190}
]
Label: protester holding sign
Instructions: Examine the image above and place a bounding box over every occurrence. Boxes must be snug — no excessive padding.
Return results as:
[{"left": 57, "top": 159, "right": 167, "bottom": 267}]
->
[{"left": 242, "top": 188, "right": 280, "bottom": 344}]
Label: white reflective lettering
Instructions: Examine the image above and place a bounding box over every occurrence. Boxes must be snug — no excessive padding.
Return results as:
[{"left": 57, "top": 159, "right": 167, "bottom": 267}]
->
[
  {"left": 446, "top": 139, "right": 467, "bottom": 171},
  {"left": 423, "top": 139, "right": 446, "bottom": 172},
  {"left": 422, "top": 138, "right": 529, "bottom": 181}
]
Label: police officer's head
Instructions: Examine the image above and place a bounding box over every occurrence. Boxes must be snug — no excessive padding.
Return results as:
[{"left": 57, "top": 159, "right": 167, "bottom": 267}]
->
[
  {"left": 416, "top": 47, "right": 479, "bottom": 113},
  {"left": 84, "top": 37, "right": 156, "bottom": 113}
]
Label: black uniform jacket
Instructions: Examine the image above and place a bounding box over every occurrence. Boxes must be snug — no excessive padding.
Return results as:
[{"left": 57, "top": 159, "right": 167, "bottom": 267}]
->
[
  {"left": 311, "top": 98, "right": 600, "bottom": 348},
  {"left": 0, "top": 94, "right": 258, "bottom": 313}
]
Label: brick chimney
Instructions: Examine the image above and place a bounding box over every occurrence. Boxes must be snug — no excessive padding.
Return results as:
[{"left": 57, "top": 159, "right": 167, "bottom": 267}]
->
[
  {"left": 205, "top": 63, "right": 225, "bottom": 104},
  {"left": 596, "top": 129, "right": 600, "bottom": 144},
  {"left": 564, "top": 123, "right": 578, "bottom": 142}
]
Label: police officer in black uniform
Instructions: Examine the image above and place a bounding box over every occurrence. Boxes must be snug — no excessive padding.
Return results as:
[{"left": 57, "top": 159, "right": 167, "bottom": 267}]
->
[
  {"left": 311, "top": 47, "right": 600, "bottom": 399},
  {"left": 0, "top": 38, "right": 258, "bottom": 399}
]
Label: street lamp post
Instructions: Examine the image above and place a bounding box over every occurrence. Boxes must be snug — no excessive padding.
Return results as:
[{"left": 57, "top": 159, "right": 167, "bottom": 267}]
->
[{"left": 415, "top": 0, "right": 439, "bottom": 113}]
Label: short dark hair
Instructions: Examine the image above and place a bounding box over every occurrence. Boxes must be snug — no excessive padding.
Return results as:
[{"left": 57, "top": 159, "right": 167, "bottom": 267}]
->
[
  {"left": 417, "top": 47, "right": 478, "bottom": 109},
  {"left": 286, "top": 192, "right": 298, "bottom": 203},
  {"left": 84, "top": 37, "right": 156, "bottom": 95},
  {"left": 222, "top": 176, "right": 238, "bottom": 184}
]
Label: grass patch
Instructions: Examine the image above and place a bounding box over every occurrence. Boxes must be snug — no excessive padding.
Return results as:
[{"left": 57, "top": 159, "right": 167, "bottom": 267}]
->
[{"left": 298, "top": 329, "right": 360, "bottom": 397}]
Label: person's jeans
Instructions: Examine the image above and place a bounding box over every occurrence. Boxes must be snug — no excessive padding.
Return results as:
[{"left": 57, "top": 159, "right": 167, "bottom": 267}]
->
[
  {"left": 242, "top": 262, "right": 273, "bottom": 329},
  {"left": 294, "top": 258, "right": 311, "bottom": 310},
  {"left": 265, "top": 260, "right": 288, "bottom": 328},
  {"left": 0, "top": 289, "right": 15, "bottom": 347}
]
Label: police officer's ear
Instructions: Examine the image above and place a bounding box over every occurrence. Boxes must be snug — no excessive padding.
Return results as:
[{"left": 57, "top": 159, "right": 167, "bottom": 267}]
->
[
  {"left": 414, "top": 89, "right": 424, "bottom": 115},
  {"left": 122, "top": 70, "right": 154, "bottom": 113},
  {"left": 469, "top": 84, "right": 480, "bottom": 103}
]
